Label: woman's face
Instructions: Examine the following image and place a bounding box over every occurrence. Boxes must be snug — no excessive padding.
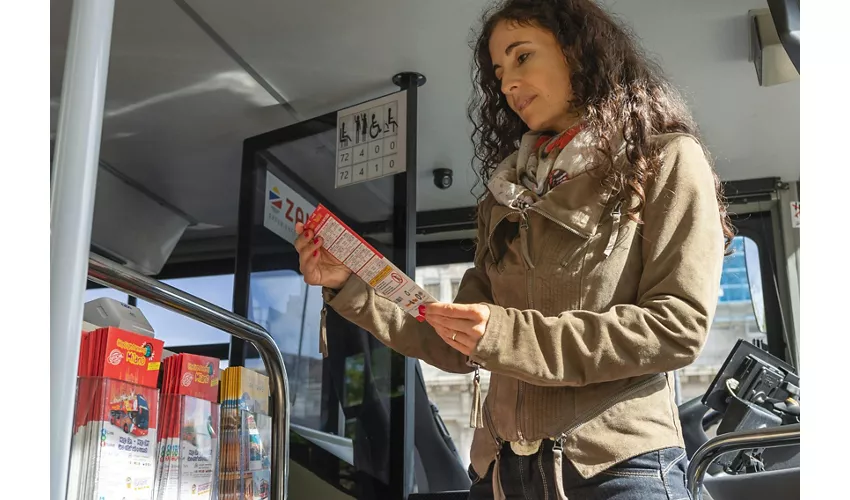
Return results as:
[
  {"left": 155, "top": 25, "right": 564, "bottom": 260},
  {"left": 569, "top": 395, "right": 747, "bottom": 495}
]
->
[{"left": 488, "top": 20, "right": 577, "bottom": 133}]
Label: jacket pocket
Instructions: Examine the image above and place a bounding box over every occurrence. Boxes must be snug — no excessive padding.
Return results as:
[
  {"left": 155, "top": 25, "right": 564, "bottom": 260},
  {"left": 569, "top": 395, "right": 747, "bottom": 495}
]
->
[{"left": 599, "top": 449, "right": 665, "bottom": 478}]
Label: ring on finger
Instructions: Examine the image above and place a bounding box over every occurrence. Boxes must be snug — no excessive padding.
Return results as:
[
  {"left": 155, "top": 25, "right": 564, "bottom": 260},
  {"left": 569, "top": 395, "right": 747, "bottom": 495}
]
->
[{"left": 451, "top": 332, "right": 457, "bottom": 341}]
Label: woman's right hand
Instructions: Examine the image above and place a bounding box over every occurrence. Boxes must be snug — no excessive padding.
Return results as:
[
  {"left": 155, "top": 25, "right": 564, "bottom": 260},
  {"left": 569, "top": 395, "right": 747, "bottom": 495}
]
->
[{"left": 294, "top": 222, "right": 352, "bottom": 290}]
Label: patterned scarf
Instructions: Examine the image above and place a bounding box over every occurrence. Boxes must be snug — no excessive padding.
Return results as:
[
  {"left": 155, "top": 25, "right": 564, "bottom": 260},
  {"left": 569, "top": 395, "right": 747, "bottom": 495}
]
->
[{"left": 487, "top": 123, "right": 617, "bottom": 208}]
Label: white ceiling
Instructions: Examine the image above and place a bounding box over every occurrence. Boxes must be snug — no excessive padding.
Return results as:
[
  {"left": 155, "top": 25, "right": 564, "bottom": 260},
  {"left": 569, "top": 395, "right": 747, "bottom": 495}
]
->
[{"left": 50, "top": 0, "right": 799, "bottom": 232}]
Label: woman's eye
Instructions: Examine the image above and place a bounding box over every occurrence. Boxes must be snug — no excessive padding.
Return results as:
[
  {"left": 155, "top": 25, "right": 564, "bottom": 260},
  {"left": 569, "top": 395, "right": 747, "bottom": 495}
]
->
[{"left": 518, "top": 53, "right": 530, "bottom": 64}]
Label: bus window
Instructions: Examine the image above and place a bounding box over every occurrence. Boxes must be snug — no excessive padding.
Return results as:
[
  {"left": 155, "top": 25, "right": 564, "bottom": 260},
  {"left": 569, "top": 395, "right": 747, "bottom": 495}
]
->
[
  {"left": 245, "top": 269, "right": 325, "bottom": 432},
  {"left": 135, "top": 274, "right": 234, "bottom": 347},
  {"left": 415, "top": 262, "right": 477, "bottom": 469},
  {"left": 676, "top": 236, "right": 767, "bottom": 402}
]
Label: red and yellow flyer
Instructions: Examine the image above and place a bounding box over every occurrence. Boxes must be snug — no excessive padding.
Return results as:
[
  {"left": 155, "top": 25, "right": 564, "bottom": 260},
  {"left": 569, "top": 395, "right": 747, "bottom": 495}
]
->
[
  {"left": 68, "top": 327, "right": 164, "bottom": 500},
  {"left": 305, "top": 204, "right": 437, "bottom": 316},
  {"left": 155, "top": 354, "right": 220, "bottom": 500}
]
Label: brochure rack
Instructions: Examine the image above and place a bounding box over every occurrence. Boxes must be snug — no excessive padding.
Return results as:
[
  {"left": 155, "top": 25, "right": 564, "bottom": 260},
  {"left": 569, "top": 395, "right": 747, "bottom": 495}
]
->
[
  {"left": 85, "top": 253, "right": 291, "bottom": 500},
  {"left": 218, "top": 367, "right": 273, "bottom": 500},
  {"left": 69, "top": 377, "right": 161, "bottom": 500},
  {"left": 155, "top": 394, "right": 221, "bottom": 499}
]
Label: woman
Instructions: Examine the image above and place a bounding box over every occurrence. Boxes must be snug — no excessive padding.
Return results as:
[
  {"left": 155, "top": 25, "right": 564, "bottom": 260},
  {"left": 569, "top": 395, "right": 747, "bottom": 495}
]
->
[{"left": 295, "top": 0, "right": 732, "bottom": 498}]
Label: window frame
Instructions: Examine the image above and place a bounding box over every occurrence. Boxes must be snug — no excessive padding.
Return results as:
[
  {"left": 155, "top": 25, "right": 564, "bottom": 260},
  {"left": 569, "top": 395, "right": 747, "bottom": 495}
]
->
[{"left": 728, "top": 211, "right": 788, "bottom": 362}]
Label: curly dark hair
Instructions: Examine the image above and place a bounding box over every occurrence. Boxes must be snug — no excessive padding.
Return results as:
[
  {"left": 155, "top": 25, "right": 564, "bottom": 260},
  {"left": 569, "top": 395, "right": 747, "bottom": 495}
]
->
[{"left": 468, "top": 0, "right": 735, "bottom": 251}]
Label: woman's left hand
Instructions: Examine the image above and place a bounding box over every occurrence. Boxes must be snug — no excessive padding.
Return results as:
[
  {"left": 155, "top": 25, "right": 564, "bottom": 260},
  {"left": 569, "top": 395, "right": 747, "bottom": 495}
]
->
[{"left": 422, "top": 303, "right": 491, "bottom": 356}]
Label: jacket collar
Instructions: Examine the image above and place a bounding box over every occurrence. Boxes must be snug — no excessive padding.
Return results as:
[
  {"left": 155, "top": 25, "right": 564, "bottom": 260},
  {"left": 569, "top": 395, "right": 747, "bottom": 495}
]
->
[{"left": 487, "top": 128, "right": 623, "bottom": 238}]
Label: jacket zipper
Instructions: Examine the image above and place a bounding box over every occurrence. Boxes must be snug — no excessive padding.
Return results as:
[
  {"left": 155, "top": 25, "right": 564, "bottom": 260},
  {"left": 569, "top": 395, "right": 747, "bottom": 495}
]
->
[
  {"left": 602, "top": 200, "right": 623, "bottom": 258},
  {"left": 517, "top": 210, "right": 535, "bottom": 442},
  {"left": 527, "top": 206, "right": 591, "bottom": 240},
  {"left": 555, "top": 373, "right": 665, "bottom": 444},
  {"left": 518, "top": 210, "right": 535, "bottom": 270},
  {"left": 483, "top": 401, "right": 502, "bottom": 447},
  {"left": 515, "top": 380, "right": 526, "bottom": 442}
]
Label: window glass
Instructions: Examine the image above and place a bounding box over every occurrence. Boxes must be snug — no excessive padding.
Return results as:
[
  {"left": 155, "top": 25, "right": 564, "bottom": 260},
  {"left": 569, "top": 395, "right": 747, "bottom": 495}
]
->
[
  {"left": 416, "top": 262, "right": 477, "bottom": 468},
  {"left": 245, "top": 269, "right": 325, "bottom": 431},
  {"left": 136, "top": 274, "right": 234, "bottom": 347}
]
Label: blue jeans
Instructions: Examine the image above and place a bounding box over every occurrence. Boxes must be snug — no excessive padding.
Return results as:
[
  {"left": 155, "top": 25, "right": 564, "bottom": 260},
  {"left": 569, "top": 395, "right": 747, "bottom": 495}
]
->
[{"left": 468, "top": 441, "right": 692, "bottom": 500}]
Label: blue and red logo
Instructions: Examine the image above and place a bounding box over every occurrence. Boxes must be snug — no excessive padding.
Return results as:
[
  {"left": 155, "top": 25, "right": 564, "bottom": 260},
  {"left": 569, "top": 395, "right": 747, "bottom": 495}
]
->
[{"left": 268, "top": 187, "right": 283, "bottom": 213}]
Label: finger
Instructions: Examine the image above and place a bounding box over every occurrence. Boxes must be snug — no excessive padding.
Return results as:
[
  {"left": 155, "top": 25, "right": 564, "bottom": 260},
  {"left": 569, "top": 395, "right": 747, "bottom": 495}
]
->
[
  {"left": 433, "top": 325, "right": 476, "bottom": 352},
  {"left": 425, "top": 302, "right": 484, "bottom": 320},
  {"left": 455, "top": 343, "right": 472, "bottom": 356},
  {"left": 426, "top": 314, "right": 480, "bottom": 337},
  {"left": 301, "top": 251, "right": 324, "bottom": 285},
  {"left": 320, "top": 248, "right": 345, "bottom": 266},
  {"left": 436, "top": 330, "right": 473, "bottom": 356},
  {"left": 432, "top": 323, "right": 454, "bottom": 343},
  {"left": 298, "top": 232, "right": 323, "bottom": 256},
  {"left": 295, "top": 222, "right": 304, "bottom": 235},
  {"left": 299, "top": 241, "right": 321, "bottom": 270},
  {"left": 294, "top": 227, "right": 313, "bottom": 252},
  {"left": 314, "top": 239, "right": 347, "bottom": 266}
]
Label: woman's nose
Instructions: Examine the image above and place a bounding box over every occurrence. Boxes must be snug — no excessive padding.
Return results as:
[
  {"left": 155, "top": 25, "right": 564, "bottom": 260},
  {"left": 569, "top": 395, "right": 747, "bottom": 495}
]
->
[{"left": 501, "top": 72, "right": 520, "bottom": 96}]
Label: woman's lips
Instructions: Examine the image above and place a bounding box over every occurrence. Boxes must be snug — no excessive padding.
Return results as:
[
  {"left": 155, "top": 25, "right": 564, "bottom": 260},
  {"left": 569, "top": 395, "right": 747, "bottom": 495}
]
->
[{"left": 517, "top": 95, "right": 536, "bottom": 112}]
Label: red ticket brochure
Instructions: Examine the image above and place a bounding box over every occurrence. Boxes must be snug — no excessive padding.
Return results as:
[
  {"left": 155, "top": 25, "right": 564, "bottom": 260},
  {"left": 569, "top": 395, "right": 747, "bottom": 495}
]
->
[{"left": 305, "top": 204, "right": 436, "bottom": 316}]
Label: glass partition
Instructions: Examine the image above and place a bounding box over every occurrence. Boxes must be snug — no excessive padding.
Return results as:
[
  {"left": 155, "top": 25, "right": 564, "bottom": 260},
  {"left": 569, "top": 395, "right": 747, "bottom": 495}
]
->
[{"left": 231, "top": 81, "right": 446, "bottom": 498}]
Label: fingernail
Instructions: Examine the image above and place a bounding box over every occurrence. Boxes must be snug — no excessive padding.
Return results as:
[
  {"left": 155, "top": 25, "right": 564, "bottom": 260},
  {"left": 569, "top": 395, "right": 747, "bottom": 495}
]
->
[
  {"left": 313, "top": 238, "right": 319, "bottom": 244},
  {"left": 313, "top": 250, "right": 318, "bottom": 257},
  {"left": 416, "top": 315, "right": 425, "bottom": 323},
  {"left": 418, "top": 305, "right": 426, "bottom": 314}
]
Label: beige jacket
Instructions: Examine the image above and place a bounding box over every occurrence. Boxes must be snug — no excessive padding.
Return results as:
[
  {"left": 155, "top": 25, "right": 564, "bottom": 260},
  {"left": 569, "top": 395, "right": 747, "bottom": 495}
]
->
[{"left": 323, "top": 133, "right": 725, "bottom": 480}]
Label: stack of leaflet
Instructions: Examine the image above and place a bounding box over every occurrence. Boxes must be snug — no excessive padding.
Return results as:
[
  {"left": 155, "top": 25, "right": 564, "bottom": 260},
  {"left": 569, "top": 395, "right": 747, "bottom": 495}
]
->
[
  {"left": 67, "top": 327, "right": 164, "bottom": 500},
  {"left": 218, "top": 367, "right": 272, "bottom": 500},
  {"left": 154, "top": 354, "right": 221, "bottom": 499}
]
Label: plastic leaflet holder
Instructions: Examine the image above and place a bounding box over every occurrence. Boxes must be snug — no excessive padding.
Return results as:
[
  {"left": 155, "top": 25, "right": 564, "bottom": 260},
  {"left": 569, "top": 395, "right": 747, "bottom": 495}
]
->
[
  {"left": 218, "top": 367, "right": 272, "bottom": 500},
  {"left": 154, "top": 354, "right": 221, "bottom": 499},
  {"left": 68, "top": 327, "right": 165, "bottom": 500}
]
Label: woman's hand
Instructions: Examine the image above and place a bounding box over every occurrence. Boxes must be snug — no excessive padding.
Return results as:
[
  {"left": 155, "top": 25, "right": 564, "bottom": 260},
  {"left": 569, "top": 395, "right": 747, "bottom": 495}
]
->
[
  {"left": 422, "top": 303, "right": 491, "bottom": 356},
  {"left": 294, "top": 222, "right": 352, "bottom": 290}
]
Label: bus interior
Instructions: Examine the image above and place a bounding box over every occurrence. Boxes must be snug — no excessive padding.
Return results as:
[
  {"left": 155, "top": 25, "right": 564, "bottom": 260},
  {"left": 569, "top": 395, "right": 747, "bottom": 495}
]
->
[{"left": 49, "top": 0, "right": 801, "bottom": 499}]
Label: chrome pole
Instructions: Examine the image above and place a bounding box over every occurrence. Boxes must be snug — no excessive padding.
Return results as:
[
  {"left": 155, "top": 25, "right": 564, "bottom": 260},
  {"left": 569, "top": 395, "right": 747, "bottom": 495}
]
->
[{"left": 687, "top": 423, "right": 800, "bottom": 499}]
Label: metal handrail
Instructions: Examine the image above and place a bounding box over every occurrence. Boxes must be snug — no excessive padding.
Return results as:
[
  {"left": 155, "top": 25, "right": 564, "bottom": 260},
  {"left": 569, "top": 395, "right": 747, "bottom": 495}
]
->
[
  {"left": 687, "top": 423, "right": 800, "bottom": 499},
  {"left": 87, "top": 253, "right": 290, "bottom": 500}
]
